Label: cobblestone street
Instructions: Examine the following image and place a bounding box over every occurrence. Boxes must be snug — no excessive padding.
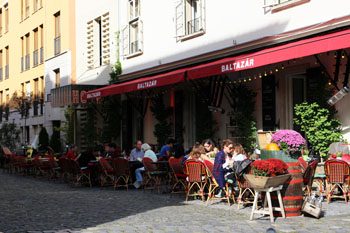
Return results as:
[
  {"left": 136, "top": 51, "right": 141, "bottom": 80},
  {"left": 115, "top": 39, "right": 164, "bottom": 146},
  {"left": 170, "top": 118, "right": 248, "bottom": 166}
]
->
[{"left": 1, "top": 171, "right": 350, "bottom": 233}]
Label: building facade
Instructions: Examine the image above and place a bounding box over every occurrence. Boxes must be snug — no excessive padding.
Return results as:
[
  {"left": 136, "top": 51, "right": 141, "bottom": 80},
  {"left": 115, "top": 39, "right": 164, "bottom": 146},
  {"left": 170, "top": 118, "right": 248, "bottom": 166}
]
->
[{"left": 85, "top": 0, "right": 350, "bottom": 151}]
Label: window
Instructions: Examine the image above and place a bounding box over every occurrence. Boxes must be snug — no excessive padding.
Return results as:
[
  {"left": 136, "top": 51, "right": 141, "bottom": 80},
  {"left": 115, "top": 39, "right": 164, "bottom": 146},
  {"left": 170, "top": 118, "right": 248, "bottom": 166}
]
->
[
  {"left": 5, "top": 4, "right": 8, "bottom": 33},
  {"left": 5, "top": 46, "right": 8, "bottom": 79},
  {"left": 175, "top": 0, "right": 205, "bottom": 40},
  {"left": 39, "top": 25, "right": 43, "bottom": 63},
  {"left": 33, "top": 28, "right": 38, "bottom": 66},
  {"left": 21, "top": 0, "right": 24, "bottom": 20},
  {"left": 21, "top": 37, "right": 24, "bottom": 72},
  {"left": 54, "top": 12, "right": 60, "bottom": 55},
  {"left": 264, "top": 0, "right": 311, "bottom": 13},
  {"left": 5, "top": 89, "right": 9, "bottom": 104},
  {"left": 34, "top": 78, "right": 38, "bottom": 98},
  {"left": 54, "top": 69, "right": 60, "bottom": 88},
  {"left": 0, "top": 9, "right": 2, "bottom": 36},
  {"left": 34, "top": 0, "right": 39, "bottom": 12},
  {"left": 121, "top": 1, "right": 143, "bottom": 57},
  {"left": 86, "top": 12, "right": 110, "bottom": 69},
  {"left": 40, "top": 76, "right": 44, "bottom": 99},
  {"left": 26, "top": 81, "right": 31, "bottom": 100},
  {"left": 25, "top": 33, "right": 30, "bottom": 70},
  {"left": 0, "top": 50, "right": 2, "bottom": 81},
  {"left": 25, "top": 0, "right": 30, "bottom": 18}
]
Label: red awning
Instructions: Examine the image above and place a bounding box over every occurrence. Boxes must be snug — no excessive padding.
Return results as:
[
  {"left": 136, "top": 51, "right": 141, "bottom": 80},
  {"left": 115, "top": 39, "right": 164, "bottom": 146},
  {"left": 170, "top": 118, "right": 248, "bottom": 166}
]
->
[
  {"left": 187, "top": 29, "right": 350, "bottom": 80},
  {"left": 84, "top": 68, "right": 186, "bottom": 100}
]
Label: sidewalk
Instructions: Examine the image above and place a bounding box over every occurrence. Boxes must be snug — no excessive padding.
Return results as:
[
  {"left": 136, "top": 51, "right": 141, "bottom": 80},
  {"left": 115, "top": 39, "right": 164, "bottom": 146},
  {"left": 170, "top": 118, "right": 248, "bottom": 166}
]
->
[{"left": 0, "top": 171, "right": 349, "bottom": 233}]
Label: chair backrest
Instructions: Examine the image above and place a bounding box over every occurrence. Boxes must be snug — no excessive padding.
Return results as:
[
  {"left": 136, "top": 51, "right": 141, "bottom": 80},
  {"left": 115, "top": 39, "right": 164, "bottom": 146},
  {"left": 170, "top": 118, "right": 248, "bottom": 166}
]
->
[
  {"left": 58, "top": 157, "right": 71, "bottom": 173},
  {"left": 303, "top": 160, "right": 318, "bottom": 186},
  {"left": 16, "top": 156, "right": 26, "bottom": 165},
  {"left": 142, "top": 157, "right": 158, "bottom": 172},
  {"left": 49, "top": 158, "right": 59, "bottom": 168},
  {"left": 325, "top": 159, "right": 350, "bottom": 183},
  {"left": 2, "top": 147, "right": 12, "bottom": 155},
  {"left": 169, "top": 158, "right": 185, "bottom": 175},
  {"left": 112, "top": 158, "right": 130, "bottom": 176},
  {"left": 203, "top": 160, "right": 214, "bottom": 175},
  {"left": 298, "top": 157, "right": 308, "bottom": 171},
  {"left": 69, "top": 159, "right": 82, "bottom": 175},
  {"left": 99, "top": 158, "right": 113, "bottom": 171},
  {"left": 184, "top": 159, "right": 206, "bottom": 182}
]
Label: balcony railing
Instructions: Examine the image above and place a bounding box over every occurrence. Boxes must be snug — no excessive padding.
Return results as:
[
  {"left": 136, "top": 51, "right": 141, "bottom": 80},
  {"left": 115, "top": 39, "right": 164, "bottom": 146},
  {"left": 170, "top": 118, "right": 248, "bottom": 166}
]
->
[
  {"left": 25, "top": 54, "right": 30, "bottom": 70},
  {"left": 33, "top": 50, "right": 39, "bottom": 67},
  {"left": 40, "top": 47, "right": 44, "bottom": 64},
  {"left": 54, "top": 36, "right": 61, "bottom": 55},
  {"left": 5, "top": 65, "right": 8, "bottom": 79},
  {"left": 186, "top": 18, "right": 200, "bottom": 36},
  {"left": 0, "top": 67, "right": 2, "bottom": 81},
  {"left": 130, "top": 40, "right": 139, "bottom": 54},
  {"left": 33, "top": 100, "right": 38, "bottom": 116},
  {"left": 21, "top": 57, "right": 24, "bottom": 72}
]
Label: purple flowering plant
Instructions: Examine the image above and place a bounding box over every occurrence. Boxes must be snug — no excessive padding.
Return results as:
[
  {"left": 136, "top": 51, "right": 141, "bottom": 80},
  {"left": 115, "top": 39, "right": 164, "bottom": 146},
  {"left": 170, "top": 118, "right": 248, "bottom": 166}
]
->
[{"left": 271, "top": 130, "right": 306, "bottom": 152}]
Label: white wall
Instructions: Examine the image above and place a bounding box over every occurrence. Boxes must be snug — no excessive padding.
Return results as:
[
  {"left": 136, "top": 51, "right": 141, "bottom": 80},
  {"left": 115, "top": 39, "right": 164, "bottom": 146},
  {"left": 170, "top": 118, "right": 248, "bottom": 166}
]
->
[
  {"left": 75, "top": 0, "right": 119, "bottom": 85},
  {"left": 119, "top": 0, "right": 350, "bottom": 75}
]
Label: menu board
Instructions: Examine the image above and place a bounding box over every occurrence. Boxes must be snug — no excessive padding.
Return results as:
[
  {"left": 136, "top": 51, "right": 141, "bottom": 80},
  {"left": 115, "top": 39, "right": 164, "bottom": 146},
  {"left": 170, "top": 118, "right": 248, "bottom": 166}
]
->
[{"left": 262, "top": 75, "right": 276, "bottom": 131}]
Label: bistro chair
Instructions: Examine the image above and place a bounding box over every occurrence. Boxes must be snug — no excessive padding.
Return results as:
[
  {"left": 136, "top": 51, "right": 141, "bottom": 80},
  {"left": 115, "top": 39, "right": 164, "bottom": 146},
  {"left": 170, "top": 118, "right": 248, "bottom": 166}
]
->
[
  {"left": 303, "top": 160, "right": 318, "bottom": 197},
  {"left": 184, "top": 159, "right": 208, "bottom": 202},
  {"left": 48, "top": 158, "right": 61, "bottom": 180},
  {"left": 68, "top": 159, "right": 92, "bottom": 187},
  {"left": 33, "top": 156, "right": 51, "bottom": 177},
  {"left": 204, "top": 160, "right": 233, "bottom": 206},
  {"left": 57, "top": 157, "right": 72, "bottom": 183},
  {"left": 17, "top": 155, "right": 35, "bottom": 176},
  {"left": 324, "top": 159, "right": 350, "bottom": 204},
  {"left": 168, "top": 158, "right": 187, "bottom": 196},
  {"left": 236, "top": 165, "right": 257, "bottom": 209},
  {"left": 142, "top": 157, "right": 167, "bottom": 193},
  {"left": 98, "top": 158, "right": 115, "bottom": 187},
  {"left": 112, "top": 158, "right": 131, "bottom": 190}
]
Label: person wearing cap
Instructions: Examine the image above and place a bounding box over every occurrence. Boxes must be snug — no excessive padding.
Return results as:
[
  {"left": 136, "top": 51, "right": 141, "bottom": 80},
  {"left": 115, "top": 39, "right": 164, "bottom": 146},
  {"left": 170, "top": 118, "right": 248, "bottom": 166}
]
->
[{"left": 133, "top": 143, "right": 157, "bottom": 189}]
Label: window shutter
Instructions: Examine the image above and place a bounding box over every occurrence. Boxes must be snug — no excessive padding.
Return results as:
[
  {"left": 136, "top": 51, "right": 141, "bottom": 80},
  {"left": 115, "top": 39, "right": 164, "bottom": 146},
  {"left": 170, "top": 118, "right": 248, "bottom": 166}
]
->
[
  {"left": 175, "top": 0, "right": 184, "bottom": 38},
  {"left": 138, "top": 19, "right": 143, "bottom": 52},
  {"left": 121, "top": 25, "right": 129, "bottom": 56},
  {"left": 264, "top": 0, "right": 277, "bottom": 7},
  {"left": 199, "top": 0, "right": 205, "bottom": 31}
]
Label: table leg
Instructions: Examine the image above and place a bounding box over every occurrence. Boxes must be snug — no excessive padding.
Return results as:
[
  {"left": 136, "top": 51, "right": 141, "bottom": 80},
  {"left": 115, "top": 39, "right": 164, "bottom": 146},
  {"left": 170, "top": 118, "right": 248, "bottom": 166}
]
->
[
  {"left": 277, "top": 190, "right": 286, "bottom": 218},
  {"left": 250, "top": 190, "right": 259, "bottom": 221},
  {"left": 266, "top": 191, "right": 274, "bottom": 223}
]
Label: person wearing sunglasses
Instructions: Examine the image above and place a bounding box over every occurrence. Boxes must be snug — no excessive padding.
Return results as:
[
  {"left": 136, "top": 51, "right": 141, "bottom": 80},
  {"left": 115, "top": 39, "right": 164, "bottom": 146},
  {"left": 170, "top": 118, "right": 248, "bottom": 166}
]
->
[{"left": 213, "top": 139, "right": 234, "bottom": 197}]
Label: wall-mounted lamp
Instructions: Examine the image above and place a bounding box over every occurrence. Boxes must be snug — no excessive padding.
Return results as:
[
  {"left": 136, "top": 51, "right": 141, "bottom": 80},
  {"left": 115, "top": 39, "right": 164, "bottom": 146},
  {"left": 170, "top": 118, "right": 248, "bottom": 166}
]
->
[{"left": 327, "top": 86, "right": 350, "bottom": 106}]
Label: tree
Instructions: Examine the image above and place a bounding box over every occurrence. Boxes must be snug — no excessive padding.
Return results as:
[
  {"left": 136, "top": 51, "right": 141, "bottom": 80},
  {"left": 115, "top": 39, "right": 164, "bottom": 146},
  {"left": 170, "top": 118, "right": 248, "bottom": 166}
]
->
[
  {"left": 150, "top": 94, "right": 172, "bottom": 147},
  {"left": 294, "top": 102, "right": 344, "bottom": 160},
  {"left": 62, "top": 107, "right": 75, "bottom": 145},
  {"left": 49, "top": 129, "right": 61, "bottom": 153},
  {"left": 38, "top": 127, "right": 49, "bottom": 151},
  {"left": 0, "top": 122, "right": 21, "bottom": 152}
]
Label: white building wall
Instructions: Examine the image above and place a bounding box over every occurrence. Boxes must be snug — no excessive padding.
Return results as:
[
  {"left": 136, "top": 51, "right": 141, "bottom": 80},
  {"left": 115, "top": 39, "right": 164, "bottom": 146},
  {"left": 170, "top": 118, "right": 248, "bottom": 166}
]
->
[
  {"left": 75, "top": 0, "right": 119, "bottom": 85},
  {"left": 119, "top": 0, "right": 350, "bottom": 75}
]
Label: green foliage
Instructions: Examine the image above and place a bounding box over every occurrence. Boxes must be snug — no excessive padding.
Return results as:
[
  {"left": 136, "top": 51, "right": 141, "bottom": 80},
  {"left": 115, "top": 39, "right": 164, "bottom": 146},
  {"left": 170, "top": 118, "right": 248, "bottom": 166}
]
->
[
  {"left": 109, "top": 60, "right": 122, "bottom": 84},
  {"left": 49, "top": 129, "right": 61, "bottom": 153},
  {"left": 81, "top": 104, "right": 99, "bottom": 146},
  {"left": 228, "top": 85, "right": 257, "bottom": 153},
  {"left": 294, "top": 102, "right": 343, "bottom": 157},
  {"left": 195, "top": 98, "right": 216, "bottom": 142},
  {"left": 63, "top": 107, "right": 75, "bottom": 145},
  {"left": 38, "top": 127, "right": 49, "bottom": 151},
  {"left": 101, "top": 95, "right": 122, "bottom": 143},
  {"left": 0, "top": 122, "right": 21, "bottom": 152},
  {"left": 150, "top": 94, "right": 172, "bottom": 146}
]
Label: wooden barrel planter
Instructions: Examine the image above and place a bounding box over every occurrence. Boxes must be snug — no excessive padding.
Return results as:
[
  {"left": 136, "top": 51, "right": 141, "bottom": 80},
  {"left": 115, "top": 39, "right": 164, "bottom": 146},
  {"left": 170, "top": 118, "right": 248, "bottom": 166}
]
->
[{"left": 262, "top": 162, "right": 304, "bottom": 217}]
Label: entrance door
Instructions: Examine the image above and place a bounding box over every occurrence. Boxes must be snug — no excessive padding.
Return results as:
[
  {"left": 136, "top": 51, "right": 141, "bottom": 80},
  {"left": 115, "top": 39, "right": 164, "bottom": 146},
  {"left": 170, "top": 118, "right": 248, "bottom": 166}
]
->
[{"left": 287, "top": 74, "right": 306, "bottom": 130}]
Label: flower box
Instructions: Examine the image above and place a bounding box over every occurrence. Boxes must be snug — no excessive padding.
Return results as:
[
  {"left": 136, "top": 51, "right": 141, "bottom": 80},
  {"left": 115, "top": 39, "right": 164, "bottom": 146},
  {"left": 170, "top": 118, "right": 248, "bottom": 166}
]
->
[{"left": 243, "top": 174, "right": 291, "bottom": 189}]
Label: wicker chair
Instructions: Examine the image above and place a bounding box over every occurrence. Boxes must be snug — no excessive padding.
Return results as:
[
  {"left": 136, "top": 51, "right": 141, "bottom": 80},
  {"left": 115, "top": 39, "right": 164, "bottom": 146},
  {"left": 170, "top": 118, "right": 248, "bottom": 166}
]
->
[
  {"left": 204, "top": 160, "right": 234, "bottom": 206},
  {"left": 99, "top": 158, "right": 115, "bottom": 187},
  {"left": 17, "top": 156, "right": 35, "bottom": 175},
  {"left": 33, "top": 157, "right": 51, "bottom": 177},
  {"left": 303, "top": 160, "right": 318, "bottom": 196},
  {"left": 112, "top": 158, "right": 131, "bottom": 190},
  {"left": 168, "top": 158, "right": 187, "bottom": 195},
  {"left": 48, "top": 158, "right": 61, "bottom": 180},
  {"left": 184, "top": 159, "right": 208, "bottom": 201},
  {"left": 236, "top": 165, "right": 256, "bottom": 209},
  {"left": 324, "top": 159, "right": 350, "bottom": 204},
  {"left": 142, "top": 157, "right": 167, "bottom": 193},
  {"left": 57, "top": 157, "right": 71, "bottom": 183},
  {"left": 68, "top": 159, "right": 92, "bottom": 187}
]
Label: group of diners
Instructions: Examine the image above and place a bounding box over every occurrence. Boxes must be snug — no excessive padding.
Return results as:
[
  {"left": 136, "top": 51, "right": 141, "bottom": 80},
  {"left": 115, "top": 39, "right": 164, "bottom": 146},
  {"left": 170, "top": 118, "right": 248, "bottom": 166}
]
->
[{"left": 58, "top": 138, "right": 248, "bottom": 196}]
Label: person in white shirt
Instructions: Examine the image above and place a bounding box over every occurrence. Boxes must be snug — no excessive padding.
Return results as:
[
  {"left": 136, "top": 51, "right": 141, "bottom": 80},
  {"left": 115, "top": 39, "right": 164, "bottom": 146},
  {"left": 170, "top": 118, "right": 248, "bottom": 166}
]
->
[{"left": 133, "top": 143, "right": 157, "bottom": 189}]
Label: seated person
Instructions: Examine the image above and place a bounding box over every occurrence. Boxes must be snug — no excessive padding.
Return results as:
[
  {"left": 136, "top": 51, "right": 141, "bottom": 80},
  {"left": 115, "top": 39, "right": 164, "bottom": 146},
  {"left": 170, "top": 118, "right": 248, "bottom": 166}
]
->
[
  {"left": 63, "top": 144, "right": 78, "bottom": 160},
  {"left": 133, "top": 143, "right": 157, "bottom": 189},
  {"left": 202, "top": 139, "right": 219, "bottom": 158},
  {"left": 224, "top": 143, "right": 248, "bottom": 184},
  {"left": 159, "top": 139, "right": 175, "bottom": 158},
  {"left": 130, "top": 140, "right": 144, "bottom": 161},
  {"left": 76, "top": 147, "right": 96, "bottom": 168}
]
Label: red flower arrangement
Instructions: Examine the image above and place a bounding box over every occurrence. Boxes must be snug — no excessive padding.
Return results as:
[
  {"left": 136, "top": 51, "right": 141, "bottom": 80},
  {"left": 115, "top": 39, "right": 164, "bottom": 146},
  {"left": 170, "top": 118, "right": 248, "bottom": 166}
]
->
[{"left": 251, "top": 159, "right": 288, "bottom": 177}]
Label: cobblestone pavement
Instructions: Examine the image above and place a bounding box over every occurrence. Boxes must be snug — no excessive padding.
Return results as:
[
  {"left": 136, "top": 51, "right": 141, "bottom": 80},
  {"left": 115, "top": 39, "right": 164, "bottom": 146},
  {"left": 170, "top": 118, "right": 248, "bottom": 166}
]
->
[{"left": 1, "top": 171, "right": 350, "bottom": 233}]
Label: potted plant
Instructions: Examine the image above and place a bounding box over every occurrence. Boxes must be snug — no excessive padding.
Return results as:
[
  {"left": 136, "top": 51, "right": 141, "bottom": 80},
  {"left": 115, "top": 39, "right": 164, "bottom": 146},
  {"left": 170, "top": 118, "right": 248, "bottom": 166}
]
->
[
  {"left": 244, "top": 158, "right": 290, "bottom": 188},
  {"left": 260, "top": 130, "right": 306, "bottom": 162}
]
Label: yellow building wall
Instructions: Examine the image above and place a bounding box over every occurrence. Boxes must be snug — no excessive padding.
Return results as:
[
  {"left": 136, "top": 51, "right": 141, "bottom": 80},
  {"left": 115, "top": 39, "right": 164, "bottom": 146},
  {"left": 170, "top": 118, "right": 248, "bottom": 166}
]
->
[{"left": 0, "top": 0, "right": 76, "bottom": 108}]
